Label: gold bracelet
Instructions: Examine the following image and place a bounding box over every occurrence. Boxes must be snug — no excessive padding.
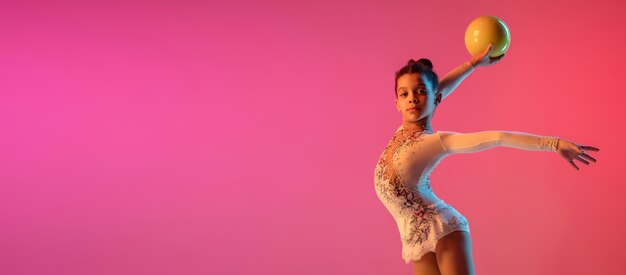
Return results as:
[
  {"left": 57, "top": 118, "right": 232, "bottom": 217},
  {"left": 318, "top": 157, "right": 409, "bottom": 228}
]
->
[{"left": 538, "top": 136, "right": 560, "bottom": 152}]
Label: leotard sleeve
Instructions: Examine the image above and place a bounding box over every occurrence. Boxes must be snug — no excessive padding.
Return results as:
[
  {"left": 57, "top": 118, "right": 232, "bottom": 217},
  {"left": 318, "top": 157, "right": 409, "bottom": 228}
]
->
[{"left": 436, "top": 130, "right": 560, "bottom": 155}]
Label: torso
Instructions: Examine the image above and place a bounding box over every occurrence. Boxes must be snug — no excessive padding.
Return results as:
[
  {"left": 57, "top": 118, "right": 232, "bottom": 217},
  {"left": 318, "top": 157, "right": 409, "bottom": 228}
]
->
[
  {"left": 376, "top": 125, "right": 446, "bottom": 193},
  {"left": 373, "top": 125, "right": 470, "bottom": 261}
]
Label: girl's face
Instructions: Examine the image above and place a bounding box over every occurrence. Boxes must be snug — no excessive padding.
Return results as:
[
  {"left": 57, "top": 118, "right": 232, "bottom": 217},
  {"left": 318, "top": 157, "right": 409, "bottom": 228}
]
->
[{"left": 395, "top": 73, "right": 441, "bottom": 122}]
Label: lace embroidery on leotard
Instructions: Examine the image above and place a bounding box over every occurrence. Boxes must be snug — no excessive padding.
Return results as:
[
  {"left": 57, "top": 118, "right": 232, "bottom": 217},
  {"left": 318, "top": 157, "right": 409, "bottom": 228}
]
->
[{"left": 375, "top": 129, "right": 438, "bottom": 245}]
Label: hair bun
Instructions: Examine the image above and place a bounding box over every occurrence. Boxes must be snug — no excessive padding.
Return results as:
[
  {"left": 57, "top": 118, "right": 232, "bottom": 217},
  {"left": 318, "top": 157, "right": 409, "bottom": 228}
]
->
[
  {"left": 416, "top": 58, "right": 433, "bottom": 70},
  {"left": 406, "top": 58, "right": 434, "bottom": 70}
]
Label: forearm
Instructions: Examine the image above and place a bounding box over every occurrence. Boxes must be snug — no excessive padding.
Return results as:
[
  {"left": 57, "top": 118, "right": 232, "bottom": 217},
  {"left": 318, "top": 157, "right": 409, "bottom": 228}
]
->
[
  {"left": 438, "top": 61, "right": 475, "bottom": 100},
  {"left": 438, "top": 130, "right": 560, "bottom": 155},
  {"left": 499, "top": 131, "right": 560, "bottom": 152}
]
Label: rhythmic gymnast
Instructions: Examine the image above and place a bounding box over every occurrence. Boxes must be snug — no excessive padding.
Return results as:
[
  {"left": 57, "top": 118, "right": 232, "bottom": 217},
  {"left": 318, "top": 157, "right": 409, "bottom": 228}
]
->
[{"left": 374, "top": 45, "right": 599, "bottom": 275}]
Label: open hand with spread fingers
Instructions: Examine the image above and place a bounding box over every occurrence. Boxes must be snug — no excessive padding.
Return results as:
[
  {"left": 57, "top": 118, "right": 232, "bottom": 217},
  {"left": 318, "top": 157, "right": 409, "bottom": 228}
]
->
[{"left": 556, "top": 139, "right": 600, "bottom": 170}]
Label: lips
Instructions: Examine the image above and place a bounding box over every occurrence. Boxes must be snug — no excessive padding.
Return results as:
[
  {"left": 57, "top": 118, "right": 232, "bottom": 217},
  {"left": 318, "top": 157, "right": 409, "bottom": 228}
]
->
[{"left": 407, "top": 107, "right": 419, "bottom": 112}]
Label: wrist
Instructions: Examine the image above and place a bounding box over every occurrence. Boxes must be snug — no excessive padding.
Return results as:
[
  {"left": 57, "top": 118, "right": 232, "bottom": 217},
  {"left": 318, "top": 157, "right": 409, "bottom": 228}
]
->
[
  {"left": 467, "top": 59, "right": 478, "bottom": 68},
  {"left": 464, "top": 60, "right": 476, "bottom": 70},
  {"left": 538, "top": 136, "right": 560, "bottom": 152},
  {"left": 549, "top": 137, "right": 560, "bottom": 152}
]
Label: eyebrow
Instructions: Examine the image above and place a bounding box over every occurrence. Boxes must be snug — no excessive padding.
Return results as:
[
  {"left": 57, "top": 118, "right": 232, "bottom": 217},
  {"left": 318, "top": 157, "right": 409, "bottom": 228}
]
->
[{"left": 397, "top": 83, "right": 427, "bottom": 91}]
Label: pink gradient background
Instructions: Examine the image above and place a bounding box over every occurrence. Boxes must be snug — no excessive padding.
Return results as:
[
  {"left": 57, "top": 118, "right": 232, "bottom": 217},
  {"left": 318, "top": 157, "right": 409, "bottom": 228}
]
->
[{"left": 1, "top": 1, "right": 624, "bottom": 274}]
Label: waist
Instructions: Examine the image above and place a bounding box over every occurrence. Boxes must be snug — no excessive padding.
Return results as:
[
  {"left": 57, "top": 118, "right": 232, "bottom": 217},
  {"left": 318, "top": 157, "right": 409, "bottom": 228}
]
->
[
  {"left": 408, "top": 179, "right": 432, "bottom": 191},
  {"left": 415, "top": 182, "right": 432, "bottom": 190},
  {"left": 412, "top": 176, "right": 432, "bottom": 189},
  {"left": 409, "top": 187, "right": 444, "bottom": 207}
]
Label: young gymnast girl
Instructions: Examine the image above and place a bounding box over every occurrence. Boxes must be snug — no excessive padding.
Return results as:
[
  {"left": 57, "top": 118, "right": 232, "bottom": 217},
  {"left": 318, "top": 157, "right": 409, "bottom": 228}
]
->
[{"left": 374, "top": 46, "right": 599, "bottom": 275}]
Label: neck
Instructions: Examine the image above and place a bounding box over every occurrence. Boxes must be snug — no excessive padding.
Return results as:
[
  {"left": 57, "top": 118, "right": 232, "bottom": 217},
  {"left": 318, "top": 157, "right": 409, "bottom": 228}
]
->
[{"left": 402, "top": 117, "right": 433, "bottom": 132}]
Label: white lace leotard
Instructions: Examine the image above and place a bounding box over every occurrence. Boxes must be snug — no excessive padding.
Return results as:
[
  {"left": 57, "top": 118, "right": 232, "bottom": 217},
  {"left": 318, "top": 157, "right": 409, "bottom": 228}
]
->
[{"left": 374, "top": 125, "right": 559, "bottom": 263}]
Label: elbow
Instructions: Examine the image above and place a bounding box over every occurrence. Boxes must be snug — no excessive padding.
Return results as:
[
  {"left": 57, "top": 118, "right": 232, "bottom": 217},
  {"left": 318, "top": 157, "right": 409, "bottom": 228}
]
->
[{"left": 497, "top": 131, "right": 507, "bottom": 147}]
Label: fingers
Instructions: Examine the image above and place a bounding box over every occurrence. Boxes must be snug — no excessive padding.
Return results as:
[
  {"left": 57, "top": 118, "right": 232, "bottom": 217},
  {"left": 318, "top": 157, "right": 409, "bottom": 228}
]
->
[
  {"left": 485, "top": 43, "right": 494, "bottom": 54},
  {"left": 580, "top": 153, "right": 596, "bottom": 163},
  {"left": 477, "top": 44, "right": 493, "bottom": 60},
  {"left": 580, "top": 145, "right": 600, "bottom": 151},
  {"left": 575, "top": 156, "right": 590, "bottom": 165},
  {"left": 489, "top": 53, "right": 505, "bottom": 64},
  {"left": 494, "top": 53, "right": 506, "bottom": 60},
  {"left": 564, "top": 144, "right": 599, "bottom": 171}
]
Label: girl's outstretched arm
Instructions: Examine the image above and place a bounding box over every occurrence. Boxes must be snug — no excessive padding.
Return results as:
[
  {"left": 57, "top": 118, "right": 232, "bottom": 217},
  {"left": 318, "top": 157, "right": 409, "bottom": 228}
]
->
[
  {"left": 438, "top": 44, "right": 506, "bottom": 100},
  {"left": 437, "top": 130, "right": 559, "bottom": 153},
  {"left": 437, "top": 131, "right": 600, "bottom": 170}
]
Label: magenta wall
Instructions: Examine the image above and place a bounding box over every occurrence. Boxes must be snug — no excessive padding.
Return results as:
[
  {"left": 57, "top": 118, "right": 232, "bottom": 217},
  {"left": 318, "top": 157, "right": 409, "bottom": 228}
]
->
[{"left": 1, "top": 1, "right": 624, "bottom": 274}]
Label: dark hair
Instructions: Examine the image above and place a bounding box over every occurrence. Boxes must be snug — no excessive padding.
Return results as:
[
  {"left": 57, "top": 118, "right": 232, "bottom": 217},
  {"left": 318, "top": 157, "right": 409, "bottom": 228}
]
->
[{"left": 394, "top": 58, "right": 439, "bottom": 98}]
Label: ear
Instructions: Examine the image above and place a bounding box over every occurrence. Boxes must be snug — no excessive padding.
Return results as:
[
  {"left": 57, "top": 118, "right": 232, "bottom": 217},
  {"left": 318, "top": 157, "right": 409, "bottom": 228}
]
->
[
  {"left": 395, "top": 99, "right": 400, "bottom": 112},
  {"left": 434, "top": 92, "right": 442, "bottom": 105}
]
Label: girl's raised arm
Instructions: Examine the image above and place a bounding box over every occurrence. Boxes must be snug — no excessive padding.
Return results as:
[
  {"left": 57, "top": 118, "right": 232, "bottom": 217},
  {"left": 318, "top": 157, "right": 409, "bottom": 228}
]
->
[
  {"left": 437, "top": 62, "right": 476, "bottom": 100},
  {"left": 437, "top": 131, "right": 599, "bottom": 170},
  {"left": 438, "top": 44, "right": 506, "bottom": 100}
]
